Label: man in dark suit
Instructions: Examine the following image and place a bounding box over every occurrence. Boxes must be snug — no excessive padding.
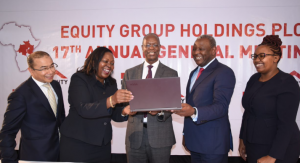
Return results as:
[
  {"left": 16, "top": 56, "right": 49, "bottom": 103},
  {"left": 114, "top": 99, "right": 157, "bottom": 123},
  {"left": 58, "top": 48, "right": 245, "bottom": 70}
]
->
[
  {"left": 122, "top": 33, "right": 178, "bottom": 163},
  {"left": 174, "top": 35, "right": 236, "bottom": 163},
  {"left": 0, "top": 51, "right": 65, "bottom": 163}
]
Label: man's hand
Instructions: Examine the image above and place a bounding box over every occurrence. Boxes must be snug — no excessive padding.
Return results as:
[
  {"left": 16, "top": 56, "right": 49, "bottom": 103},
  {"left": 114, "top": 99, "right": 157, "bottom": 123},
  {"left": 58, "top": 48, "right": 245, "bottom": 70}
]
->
[
  {"left": 238, "top": 139, "right": 247, "bottom": 161},
  {"left": 172, "top": 103, "right": 195, "bottom": 117},
  {"left": 122, "top": 105, "right": 137, "bottom": 116},
  {"left": 257, "top": 155, "right": 276, "bottom": 163}
]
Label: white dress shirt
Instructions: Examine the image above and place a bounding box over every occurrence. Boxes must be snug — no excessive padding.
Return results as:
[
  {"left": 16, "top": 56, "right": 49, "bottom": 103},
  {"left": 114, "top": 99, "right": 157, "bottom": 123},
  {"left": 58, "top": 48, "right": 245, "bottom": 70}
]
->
[
  {"left": 189, "top": 58, "right": 215, "bottom": 122},
  {"left": 32, "top": 77, "right": 58, "bottom": 104},
  {"left": 142, "top": 60, "right": 159, "bottom": 122}
]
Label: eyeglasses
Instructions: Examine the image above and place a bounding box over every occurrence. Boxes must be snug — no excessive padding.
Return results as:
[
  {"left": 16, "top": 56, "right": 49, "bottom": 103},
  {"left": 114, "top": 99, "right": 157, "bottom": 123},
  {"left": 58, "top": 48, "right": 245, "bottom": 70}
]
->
[
  {"left": 143, "top": 44, "right": 160, "bottom": 49},
  {"left": 32, "top": 63, "right": 58, "bottom": 72},
  {"left": 251, "top": 53, "right": 278, "bottom": 60}
]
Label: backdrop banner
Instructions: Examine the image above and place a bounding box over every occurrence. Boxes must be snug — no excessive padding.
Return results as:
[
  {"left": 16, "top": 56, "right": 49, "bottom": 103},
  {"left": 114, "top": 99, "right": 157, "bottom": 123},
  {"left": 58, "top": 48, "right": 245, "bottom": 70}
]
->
[{"left": 0, "top": 0, "right": 299, "bottom": 156}]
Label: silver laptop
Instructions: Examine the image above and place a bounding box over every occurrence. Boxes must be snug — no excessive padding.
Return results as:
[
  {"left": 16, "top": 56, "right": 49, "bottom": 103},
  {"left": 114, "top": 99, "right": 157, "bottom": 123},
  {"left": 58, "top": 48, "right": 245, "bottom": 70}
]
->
[{"left": 125, "top": 77, "right": 182, "bottom": 111}]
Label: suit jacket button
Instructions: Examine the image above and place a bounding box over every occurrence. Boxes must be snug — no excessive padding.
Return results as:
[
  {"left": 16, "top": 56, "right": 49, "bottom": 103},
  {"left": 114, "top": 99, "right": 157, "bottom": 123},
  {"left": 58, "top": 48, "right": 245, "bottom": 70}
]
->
[
  {"left": 104, "top": 122, "right": 107, "bottom": 125},
  {"left": 103, "top": 92, "right": 106, "bottom": 94}
]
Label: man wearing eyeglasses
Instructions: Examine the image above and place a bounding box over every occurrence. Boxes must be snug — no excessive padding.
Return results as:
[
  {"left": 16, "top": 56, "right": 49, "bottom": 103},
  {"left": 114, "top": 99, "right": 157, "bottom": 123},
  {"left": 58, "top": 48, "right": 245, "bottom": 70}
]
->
[
  {"left": 122, "top": 33, "right": 178, "bottom": 163},
  {"left": 173, "top": 35, "right": 236, "bottom": 163},
  {"left": 0, "top": 51, "right": 65, "bottom": 163}
]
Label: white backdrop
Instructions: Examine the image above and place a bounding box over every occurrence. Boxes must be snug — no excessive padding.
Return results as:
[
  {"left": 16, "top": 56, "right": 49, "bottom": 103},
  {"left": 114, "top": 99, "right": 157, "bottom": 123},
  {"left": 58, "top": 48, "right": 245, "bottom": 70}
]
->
[{"left": 0, "top": 0, "right": 299, "bottom": 156}]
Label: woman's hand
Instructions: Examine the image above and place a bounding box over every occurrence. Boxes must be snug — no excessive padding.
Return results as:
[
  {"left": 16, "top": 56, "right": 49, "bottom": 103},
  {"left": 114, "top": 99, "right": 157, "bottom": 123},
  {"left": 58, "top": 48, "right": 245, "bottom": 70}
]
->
[
  {"left": 257, "top": 155, "right": 276, "bottom": 163},
  {"left": 122, "top": 105, "right": 137, "bottom": 116},
  {"left": 182, "top": 135, "right": 190, "bottom": 153},
  {"left": 112, "top": 89, "right": 134, "bottom": 105},
  {"left": 239, "top": 139, "right": 247, "bottom": 161}
]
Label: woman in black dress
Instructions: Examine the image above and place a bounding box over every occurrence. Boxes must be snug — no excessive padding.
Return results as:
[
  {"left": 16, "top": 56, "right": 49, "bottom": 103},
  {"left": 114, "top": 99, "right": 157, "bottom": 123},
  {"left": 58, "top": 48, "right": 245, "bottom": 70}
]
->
[
  {"left": 239, "top": 35, "right": 300, "bottom": 163},
  {"left": 59, "top": 47, "right": 135, "bottom": 163}
]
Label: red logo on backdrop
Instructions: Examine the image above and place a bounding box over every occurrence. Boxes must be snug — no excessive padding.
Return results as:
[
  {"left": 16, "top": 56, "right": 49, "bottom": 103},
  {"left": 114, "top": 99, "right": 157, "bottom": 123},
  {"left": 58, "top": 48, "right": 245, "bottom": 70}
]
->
[
  {"left": 0, "top": 22, "right": 40, "bottom": 72},
  {"left": 290, "top": 70, "right": 300, "bottom": 85},
  {"left": 55, "top": 70, "right": 67, "bottom": 79},
  {"left": 181, "top": 95, "right": 185, "bottom": 103},
  {"left": 290, "top": 71, "right": 300, "bottom": 79},
  {"left": 55, "top": 70, "right": 68, "bottom": 84},
  {"left": 18, "top": 40, "right": 34, "bottom": 56}
]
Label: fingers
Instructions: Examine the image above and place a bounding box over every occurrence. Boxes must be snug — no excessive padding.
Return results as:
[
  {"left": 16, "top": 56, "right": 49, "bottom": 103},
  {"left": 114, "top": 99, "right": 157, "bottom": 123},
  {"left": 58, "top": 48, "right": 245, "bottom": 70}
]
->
[
  {"left": 173, "top": 109, "right": 184, "bottom": 116},
  {"left": 183, "top": 146, "right": 190, "bottom": 153},
  {"left": 238, "top": 139, "right": 247, "bottom": 161},
  {"left": 240, "top": 151, "right": 246, "bottom": 161},
  {"left": 113, "top": 89, "right": 134, "bottom": 104},
  {"left": 129, "top": 111, "right": 137, "bottom": 115},
  {"left": 122, "top": 105, "right": 131, "bottom": 115}
]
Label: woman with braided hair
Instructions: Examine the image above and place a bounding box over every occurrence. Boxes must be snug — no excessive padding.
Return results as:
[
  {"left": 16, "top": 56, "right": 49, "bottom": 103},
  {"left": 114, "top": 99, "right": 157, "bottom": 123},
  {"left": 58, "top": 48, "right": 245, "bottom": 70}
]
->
[{"left": 239, "top": 35, "right": 300, "bottom": 163}]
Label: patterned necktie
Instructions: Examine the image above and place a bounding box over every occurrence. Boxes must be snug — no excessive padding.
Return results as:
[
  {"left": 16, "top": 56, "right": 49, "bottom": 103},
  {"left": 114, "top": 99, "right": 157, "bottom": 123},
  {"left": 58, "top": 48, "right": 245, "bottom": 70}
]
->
[
  {"left": 196, "top": 68, "right": 204, "bottom": 79},
  {"left": 144, "top": 65, "right": 153, "bottom": 118},
  {"left": 43, "top": 83, "right": 57, "bottom": 117},
  {"left": 146, "top": 65, "right": 153, "bottom": 79}
]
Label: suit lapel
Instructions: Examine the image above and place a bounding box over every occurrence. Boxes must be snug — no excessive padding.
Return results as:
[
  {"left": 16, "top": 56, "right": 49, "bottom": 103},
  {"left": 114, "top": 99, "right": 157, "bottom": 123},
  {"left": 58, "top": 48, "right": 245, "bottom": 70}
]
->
[
  {"left": 186, "top": 67, "right": 198, "bottom": 98},
  {"left": 28, "top": 77, "right": 56, "bottom": 117},
  {"left": 154, "top": 62, "right": 164, "bottom": 78},
  {"left": 190, "top": 59, "right": 219, "bottom": 93},
  {"left": 136, "top": 63, "right": 144, "bottom": 79}
]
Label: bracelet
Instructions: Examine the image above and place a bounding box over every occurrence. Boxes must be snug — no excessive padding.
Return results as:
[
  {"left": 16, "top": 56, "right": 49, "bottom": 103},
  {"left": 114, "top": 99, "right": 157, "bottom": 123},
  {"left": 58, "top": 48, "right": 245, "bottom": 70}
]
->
[{"left": 110, "top": 96, "right": 115, "bottom": 108}]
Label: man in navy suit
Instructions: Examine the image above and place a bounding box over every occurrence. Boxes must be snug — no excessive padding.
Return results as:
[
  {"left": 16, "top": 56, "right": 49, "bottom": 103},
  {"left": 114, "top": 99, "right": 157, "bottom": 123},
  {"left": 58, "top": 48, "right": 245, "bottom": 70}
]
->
[
  {"left": 174, "top": 35, "right": 236, "bottom": 163},
  {"left": 0, "top": 51, "right": 65, "bottom": 163}
]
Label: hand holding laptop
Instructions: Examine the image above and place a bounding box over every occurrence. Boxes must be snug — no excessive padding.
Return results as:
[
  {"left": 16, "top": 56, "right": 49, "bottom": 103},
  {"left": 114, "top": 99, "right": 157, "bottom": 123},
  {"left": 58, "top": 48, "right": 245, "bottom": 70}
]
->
[
  {"left": 111, "top": 89, "right": 134, "bottom": 105},
  {"left": 122, "top": 105, "right": 137, "bottom": 116},
  {"left": 172, "top": 103, "right": 195, "bottom": 117}
]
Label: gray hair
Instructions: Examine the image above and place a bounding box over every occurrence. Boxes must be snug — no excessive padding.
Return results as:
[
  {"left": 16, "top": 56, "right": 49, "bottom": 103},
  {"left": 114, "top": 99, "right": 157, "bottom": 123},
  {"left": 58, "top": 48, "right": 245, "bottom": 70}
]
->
[
  {"left": 196, "top": 35, "right": 216, "bottom": 48},
  {"left": 142, "top": 33, "right": 160, "bottom": 45}
]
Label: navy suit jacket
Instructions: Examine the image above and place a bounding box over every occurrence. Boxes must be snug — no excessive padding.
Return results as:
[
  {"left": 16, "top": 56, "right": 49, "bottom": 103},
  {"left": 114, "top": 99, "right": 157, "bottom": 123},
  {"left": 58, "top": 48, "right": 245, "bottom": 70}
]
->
[
  {"left": 184, "top": 59, "right": 235, "bottom": 154},
  {"left": 0, "top": 77, "right": 65, "bottom": 163},
  {"left": 240, "top": 70, "right": 300, "bottom": 160}
]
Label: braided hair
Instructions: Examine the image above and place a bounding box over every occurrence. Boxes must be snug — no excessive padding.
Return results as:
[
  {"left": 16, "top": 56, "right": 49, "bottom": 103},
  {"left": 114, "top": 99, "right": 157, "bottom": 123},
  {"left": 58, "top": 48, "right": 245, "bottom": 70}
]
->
[{"left": 258, "top": 35, "right": 282, "bottom": 63}]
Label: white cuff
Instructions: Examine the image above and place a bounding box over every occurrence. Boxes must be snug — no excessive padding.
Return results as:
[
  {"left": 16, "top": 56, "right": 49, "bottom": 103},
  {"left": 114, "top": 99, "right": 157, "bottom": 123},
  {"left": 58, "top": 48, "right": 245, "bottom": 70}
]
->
[{"left": 190, "top": 107, "right": 198, "bottom": 122}]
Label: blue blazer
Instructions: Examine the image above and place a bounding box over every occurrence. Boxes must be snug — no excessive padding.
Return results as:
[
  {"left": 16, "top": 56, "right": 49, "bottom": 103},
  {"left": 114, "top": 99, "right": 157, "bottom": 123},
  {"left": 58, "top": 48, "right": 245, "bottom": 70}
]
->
[
  {"left": 0, "top": 77, "right": 65, "bottom": 163},
  {"left": 184, "top": 59, "right": 235, "bottom": 154}
]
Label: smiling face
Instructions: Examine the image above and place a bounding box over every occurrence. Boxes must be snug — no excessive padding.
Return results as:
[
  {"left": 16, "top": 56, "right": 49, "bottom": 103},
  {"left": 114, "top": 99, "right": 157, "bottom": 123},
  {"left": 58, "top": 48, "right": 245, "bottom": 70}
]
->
[
  {"left": 96, "top": 52, "right": 114, "bottom": 83},
  {"left": 253, "top": 45, "right": 279, "bottom": 74},
  {"left": 192, "top": 38, "right": 216, "bottom": 67},
  {"left": 28, "top": 56, "right": 56, "bottom": 83},
  {"left": 142, "top": 34, "right": 160, "bottom": 64}
]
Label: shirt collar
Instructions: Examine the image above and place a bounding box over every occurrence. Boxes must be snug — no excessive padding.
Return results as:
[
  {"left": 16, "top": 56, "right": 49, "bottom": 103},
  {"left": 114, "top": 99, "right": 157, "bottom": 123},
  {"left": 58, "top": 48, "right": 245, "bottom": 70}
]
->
[
  {"left": 31, "top": 76, "right": 48, "bottom": 86},
  {"left": 144, "top": 60, "right": 159, "bottom": 67},
  {"left": 200, "top": 58, "right": 216, "bottom": 69}
]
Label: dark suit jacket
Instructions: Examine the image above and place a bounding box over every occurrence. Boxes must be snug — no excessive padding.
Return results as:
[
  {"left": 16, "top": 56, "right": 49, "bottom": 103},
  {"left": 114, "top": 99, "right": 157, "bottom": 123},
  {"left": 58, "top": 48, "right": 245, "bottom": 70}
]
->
[
  {"left": 60, "top": 72, "right": 127, "bottom": 146},
  {"left": 184, "top": 59, "right": 235, "bottom": 154},
  {"left": 0, "top": 77, "right": 65, "bottom": 163},
  {"left": 240, "top": 70, "right": 300, "bottom": 160},
  {"left": 122, "top": 62, "right": 178, "bottom": 149}
]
